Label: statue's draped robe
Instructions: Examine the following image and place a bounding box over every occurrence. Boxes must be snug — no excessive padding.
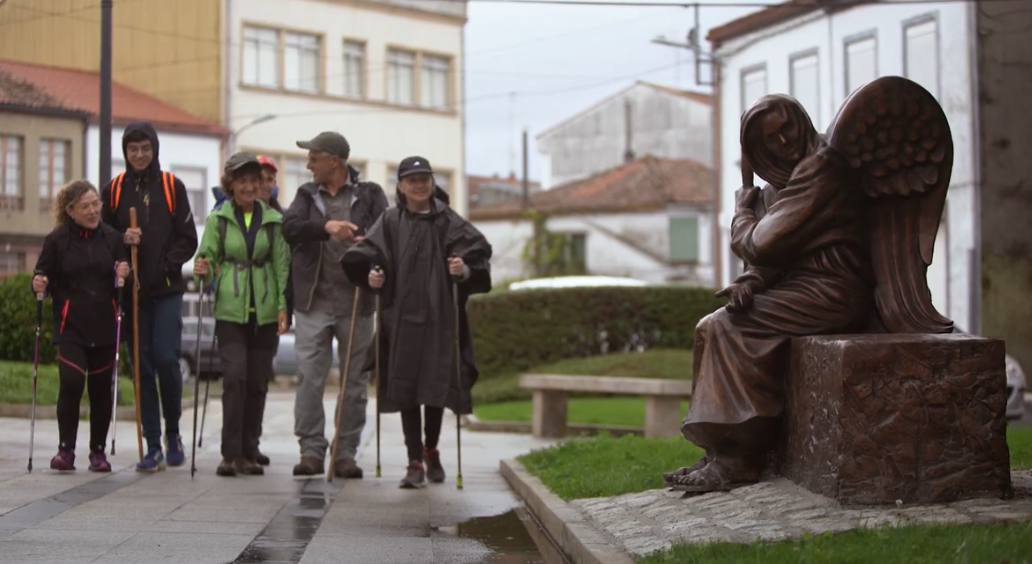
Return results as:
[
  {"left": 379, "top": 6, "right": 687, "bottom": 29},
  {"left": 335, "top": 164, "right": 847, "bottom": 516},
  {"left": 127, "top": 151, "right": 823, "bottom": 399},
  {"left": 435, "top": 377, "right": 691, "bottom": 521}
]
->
[{"left": 681, "top": 148, "right": 874, "bottom": 455}]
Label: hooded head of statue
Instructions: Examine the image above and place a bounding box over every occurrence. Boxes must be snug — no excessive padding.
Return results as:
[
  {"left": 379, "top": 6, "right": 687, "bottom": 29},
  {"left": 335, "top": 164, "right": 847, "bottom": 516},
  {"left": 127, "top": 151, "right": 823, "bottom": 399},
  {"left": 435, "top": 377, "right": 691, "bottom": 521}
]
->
[{"left": 740, "top": 94, "right": 823, "bottom": 188}]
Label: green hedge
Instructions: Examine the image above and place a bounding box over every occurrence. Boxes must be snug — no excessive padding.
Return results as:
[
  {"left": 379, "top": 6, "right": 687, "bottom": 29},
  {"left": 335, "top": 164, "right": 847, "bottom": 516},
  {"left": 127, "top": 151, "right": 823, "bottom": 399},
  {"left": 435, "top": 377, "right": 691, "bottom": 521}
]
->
[
  {"left": 468, "top": 285, "right": 722, "bottom": 379},
  {"left": 0, "top": 273, "right": 57, "bottom": 364}
]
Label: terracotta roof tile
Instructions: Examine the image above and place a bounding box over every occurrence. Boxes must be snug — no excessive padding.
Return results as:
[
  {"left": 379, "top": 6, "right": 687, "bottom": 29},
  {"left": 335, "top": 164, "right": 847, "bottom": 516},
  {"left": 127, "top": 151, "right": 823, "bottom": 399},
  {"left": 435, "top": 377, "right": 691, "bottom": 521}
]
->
[
  {"left": 0, "top": 68, "right": 83, "bottom": 114},
  {"left": 470, "top": 156, "right": 712, "bottom": 221},
  {"left": 0, "top": 59, "right": 226, "bottom": 136}
]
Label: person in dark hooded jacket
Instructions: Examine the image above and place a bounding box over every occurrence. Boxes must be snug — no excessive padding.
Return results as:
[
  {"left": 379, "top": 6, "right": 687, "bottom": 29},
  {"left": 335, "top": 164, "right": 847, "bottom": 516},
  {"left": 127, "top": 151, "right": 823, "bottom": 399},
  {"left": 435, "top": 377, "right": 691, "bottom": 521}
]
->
[
  {"left": 341, "top": 156, "right": 492, "bottom": 489},
  {"left": 101, "top": 121, "right": 198, "bottom": 472}
]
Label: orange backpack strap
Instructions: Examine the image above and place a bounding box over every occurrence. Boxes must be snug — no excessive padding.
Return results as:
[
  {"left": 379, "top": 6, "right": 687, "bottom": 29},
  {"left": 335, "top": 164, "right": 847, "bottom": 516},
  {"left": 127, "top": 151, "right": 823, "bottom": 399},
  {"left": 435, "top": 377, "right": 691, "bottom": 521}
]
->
[
  {"left": 161, "top": 171, "right": 177, "bottom": 214},
  {"left": 109, "top": 172, "right": 126, "bottom": 210}
]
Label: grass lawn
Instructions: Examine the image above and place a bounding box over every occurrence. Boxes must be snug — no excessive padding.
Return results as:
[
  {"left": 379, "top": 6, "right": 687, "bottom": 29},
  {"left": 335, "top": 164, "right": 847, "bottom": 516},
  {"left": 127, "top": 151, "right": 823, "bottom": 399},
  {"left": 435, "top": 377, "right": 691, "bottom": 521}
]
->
[
  {"left": 0, "top": 360, "right": 189, "bottom": 406},
  {"left": 476, "top": 397, "right": 691, "bottom": 428},
  {"left": 473, "top": 348, "right": 693, "bottom": 405},
  {"left": 521, "top": 429, "right": 1032, "bottom": 564},
  {"left": 638, "top": 521, "right": 1032, "bottom": 564}
]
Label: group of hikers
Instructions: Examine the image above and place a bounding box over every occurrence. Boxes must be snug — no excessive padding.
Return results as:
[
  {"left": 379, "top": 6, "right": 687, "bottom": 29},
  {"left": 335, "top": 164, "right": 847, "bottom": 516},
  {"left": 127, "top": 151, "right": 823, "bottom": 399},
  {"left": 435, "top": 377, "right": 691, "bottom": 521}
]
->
[{"left": 28, "top": 121, "right": 493, "bottom": 488}]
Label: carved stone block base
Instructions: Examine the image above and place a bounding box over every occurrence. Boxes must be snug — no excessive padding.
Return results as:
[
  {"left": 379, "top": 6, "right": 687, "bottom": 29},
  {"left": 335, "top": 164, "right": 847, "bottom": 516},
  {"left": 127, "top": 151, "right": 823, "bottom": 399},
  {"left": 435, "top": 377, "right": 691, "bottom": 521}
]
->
[{"left": 776, "top": 333, "right": 1013, "bottom": 505}]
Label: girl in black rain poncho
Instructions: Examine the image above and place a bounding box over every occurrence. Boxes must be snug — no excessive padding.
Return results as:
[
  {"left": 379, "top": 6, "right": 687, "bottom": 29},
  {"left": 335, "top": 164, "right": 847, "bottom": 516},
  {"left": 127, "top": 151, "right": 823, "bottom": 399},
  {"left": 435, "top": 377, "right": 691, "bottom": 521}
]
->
[{"left": 341, "top": 156, "right": 492, "bottom": 489}]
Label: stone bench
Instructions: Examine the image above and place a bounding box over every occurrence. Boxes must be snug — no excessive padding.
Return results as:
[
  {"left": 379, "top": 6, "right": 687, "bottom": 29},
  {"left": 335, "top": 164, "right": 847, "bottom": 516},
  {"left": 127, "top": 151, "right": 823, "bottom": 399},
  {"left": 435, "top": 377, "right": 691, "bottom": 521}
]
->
[
  {"left": 520, "top": 374, "right": 692, "bottom": 439},
  {"left": 775, "top": 333, "right": 1013, "bottom": 505}
]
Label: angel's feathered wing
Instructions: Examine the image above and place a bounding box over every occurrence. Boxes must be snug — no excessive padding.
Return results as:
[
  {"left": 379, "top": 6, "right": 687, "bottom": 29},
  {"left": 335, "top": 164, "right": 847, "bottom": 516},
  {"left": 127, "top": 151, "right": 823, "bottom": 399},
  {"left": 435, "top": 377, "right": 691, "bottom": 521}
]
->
[{"left": 826, "top": 76, "right": 953, "bottom": 334}]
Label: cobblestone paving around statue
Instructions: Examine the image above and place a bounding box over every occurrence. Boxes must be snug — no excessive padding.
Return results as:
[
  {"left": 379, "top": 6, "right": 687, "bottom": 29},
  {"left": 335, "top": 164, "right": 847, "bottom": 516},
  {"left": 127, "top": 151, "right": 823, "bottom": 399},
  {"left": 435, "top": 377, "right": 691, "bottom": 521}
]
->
[{"left": 572, "top": 473, "right": 1032, "bottom": 558}]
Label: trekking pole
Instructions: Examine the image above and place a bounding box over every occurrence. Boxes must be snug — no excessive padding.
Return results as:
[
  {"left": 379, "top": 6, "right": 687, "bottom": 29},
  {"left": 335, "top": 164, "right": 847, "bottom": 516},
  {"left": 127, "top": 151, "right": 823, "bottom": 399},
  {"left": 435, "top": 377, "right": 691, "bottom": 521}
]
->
[
  {"left": 373, "top": 266, "right": 382, "bottom": 479},
  {"left": 129, "top": 207, "right": 143, "bottom": 460},
  {"left": 111, "top": 267, "right": 125, "bottom": 456},
  {"left": 198, "top": 310, "right": 216, "bottom": 448},
  {"left": 190, "top": 266, "right": 206, "bottom": 479},
  {"left": 28, "top": 290, "right": 43, "bottom": 472},
  {"left": 450, "top": 254, "right": 463, "bottom": 490},
  {"left": 328, "top": 287, "right": 362, "bottom": 483}
]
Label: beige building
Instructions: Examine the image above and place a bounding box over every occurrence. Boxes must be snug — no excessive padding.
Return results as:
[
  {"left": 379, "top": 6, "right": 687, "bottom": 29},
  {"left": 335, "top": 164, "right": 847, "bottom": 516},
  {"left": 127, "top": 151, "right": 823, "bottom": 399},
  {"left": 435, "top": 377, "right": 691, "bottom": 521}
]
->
[
  {"left": 0, "top": 68, "right": 88, "bottom": 277},
  {"left": 0, "top": 0, "right": 469, "bottom": 214}
]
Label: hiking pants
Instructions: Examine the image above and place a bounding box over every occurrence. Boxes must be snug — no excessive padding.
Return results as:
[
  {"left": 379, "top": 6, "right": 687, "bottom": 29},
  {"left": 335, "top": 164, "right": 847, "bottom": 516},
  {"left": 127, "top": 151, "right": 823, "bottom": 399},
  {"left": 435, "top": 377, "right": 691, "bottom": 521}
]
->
[
  {"left": 293, "top": 308, "right": 373, "bottom": 462},
  {"left": 57, "top": 344, "right": 116, "bottom": 453},
  {"left": 401, "top": 405, "right": 445, "bottom": 463},
  {"left": 128, "top": 293, "right": 183, "bottom": 451},
  {"left": 217, "top": 317, "right": 277, "bottom": 460}
]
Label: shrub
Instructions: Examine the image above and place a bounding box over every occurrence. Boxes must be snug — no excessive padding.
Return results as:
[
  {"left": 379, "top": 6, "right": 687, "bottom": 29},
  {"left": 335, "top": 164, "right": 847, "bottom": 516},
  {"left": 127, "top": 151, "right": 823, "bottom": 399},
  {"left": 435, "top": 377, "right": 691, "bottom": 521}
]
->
[
  {"left": 468, "top": 285, "right": 721, "bottom": 380},
  {"left": 0, "top": 273, "right": 57, "bottom": 364}
]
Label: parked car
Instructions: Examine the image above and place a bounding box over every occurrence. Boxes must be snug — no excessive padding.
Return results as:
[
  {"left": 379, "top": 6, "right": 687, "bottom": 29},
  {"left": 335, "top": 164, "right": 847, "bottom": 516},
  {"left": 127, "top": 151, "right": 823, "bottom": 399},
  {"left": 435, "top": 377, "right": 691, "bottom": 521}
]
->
[{"left": 181, "top": 316, "right": 221, "bottom": 382}]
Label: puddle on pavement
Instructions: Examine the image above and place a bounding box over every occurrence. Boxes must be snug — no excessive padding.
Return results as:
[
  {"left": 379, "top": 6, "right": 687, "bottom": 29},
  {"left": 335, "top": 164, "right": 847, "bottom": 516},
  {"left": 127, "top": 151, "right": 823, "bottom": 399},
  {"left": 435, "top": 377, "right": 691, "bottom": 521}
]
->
[
  {"left": 448, "top": 507, "right": 570, "bottom": 564},
  {"left": 232, "top": 479, "right": 340, "bottom": 564}
]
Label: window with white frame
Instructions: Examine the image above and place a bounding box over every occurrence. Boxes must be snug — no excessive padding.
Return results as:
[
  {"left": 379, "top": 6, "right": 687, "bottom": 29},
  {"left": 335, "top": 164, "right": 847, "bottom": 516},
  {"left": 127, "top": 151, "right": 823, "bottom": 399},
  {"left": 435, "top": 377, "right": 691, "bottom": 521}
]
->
[
  {"left": 790, "top": 52, "right": 820, "bottom": 127},
  {"left": 171, "top": 166, "right": 207, "bottom": 223},
  {"left": 242, "top": 26, "right": 279, "bottom": 88},
  {"left": 1, "top": 135, "right": 23, "bottom": 211},
  {"left": 343, "top": 40, "right": 366, "bottom": 99},
  {"left": 284, "top": 31, "right": 320, "bottom": 93},
  {"left": 387, "top": 49, "right": 416, "bottom": 105},
  {"left": 38, "top": 139, "right": 69, "bottom": 213},
  {"left": 845, "top": 35, "right": 877, "bottom": 96},
  {"left": 280, "top": 156, "right": 309, "bottom": 206},
  {"left": 740, "top": 66, "right": 767, "bottom": 113},
  {"left": 420, "top": 54, "right": 450, "bottom": 110},
  {"left": 904, "top": 18, "right": 939, "bottom": 98},
  {"left": 0, "top": 251, "right": 24, "bottom": 277}
]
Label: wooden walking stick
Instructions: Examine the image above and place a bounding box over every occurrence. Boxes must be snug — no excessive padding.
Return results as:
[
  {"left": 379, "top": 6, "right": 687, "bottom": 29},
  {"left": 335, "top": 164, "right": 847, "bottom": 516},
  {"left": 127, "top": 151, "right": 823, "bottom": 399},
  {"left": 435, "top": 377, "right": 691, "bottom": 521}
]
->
[
  {"left": 373, "top": 266, "right": 382, "bottom": 479},
  {"left": 328, "top": 288, "right": 362, "bottom": 483},
  {"left": 129, "top": 207, "right": 143, "bottom": 460},
  {"left": 450, "top": 253, "right": 464, "bottom": 490}
]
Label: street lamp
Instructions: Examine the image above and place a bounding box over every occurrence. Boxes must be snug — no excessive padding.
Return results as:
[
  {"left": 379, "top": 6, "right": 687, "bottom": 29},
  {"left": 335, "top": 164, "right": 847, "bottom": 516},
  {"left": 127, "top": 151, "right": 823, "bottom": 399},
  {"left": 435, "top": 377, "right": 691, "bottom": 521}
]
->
[{"left": 228, "top": 113, "right": 276, "bottom": 154}]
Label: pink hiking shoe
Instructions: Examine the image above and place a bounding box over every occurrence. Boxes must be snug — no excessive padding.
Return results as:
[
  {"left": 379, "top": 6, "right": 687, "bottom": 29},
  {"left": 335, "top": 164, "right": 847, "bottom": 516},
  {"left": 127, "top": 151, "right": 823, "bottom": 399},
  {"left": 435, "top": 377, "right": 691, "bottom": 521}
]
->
[
  {"left": 88, "top": 451, "right": 112, "bottom": 472},
  {"left": 50, "top": 449, "right": 76, "bottom": 471}
]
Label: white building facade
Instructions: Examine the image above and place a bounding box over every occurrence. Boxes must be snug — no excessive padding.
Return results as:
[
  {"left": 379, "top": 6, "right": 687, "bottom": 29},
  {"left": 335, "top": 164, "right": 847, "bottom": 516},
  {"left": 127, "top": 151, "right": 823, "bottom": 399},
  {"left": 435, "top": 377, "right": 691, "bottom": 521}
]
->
[
  {"left": 710, "top": 0, "right": 976, "bottom": 329},
  {"left": 536, "top": 82, "right": 713, "bottom": 189},
  {"left": 223, "top": 0, "right": 468, "bottom": 215}
]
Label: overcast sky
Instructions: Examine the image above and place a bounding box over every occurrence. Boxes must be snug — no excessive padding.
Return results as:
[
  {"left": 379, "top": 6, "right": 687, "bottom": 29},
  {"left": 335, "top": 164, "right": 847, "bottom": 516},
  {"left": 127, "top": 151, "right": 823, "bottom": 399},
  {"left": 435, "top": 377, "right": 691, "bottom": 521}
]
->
[{"left": 462, "top": 0, "right": 757, "bottom": 181}]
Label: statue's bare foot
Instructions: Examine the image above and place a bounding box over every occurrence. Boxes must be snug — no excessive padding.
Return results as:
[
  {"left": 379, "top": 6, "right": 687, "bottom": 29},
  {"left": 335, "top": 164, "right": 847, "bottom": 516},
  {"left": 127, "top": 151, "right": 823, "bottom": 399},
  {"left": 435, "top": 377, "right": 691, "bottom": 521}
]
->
[
  {"left": 669, "top": 456, "right": 759, "bottom": 493},
  {"left": 662, "top": 456, "right": 707, "bottom": 485}
]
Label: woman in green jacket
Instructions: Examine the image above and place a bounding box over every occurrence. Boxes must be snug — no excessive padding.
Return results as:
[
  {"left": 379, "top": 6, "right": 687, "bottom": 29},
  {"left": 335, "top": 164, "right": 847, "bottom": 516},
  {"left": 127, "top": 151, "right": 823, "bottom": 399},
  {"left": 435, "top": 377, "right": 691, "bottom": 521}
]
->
[{"left": 193, "top": 152, "right": 290, "bottom": 477}]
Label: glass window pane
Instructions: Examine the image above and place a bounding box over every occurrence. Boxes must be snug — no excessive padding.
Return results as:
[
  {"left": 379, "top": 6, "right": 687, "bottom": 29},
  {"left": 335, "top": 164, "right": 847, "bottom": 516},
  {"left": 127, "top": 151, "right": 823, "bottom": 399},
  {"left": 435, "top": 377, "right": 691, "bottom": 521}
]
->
[
  {"left": 420, "top": 55, "right": 449, "bottom": 110},
  {"left": 171, "top": 167, "right": 207, "bottom": 224},
  {"left": 741, "top": 68, "right": 767, "bottom": 113},
  {"left": 280, "top": 156, "right": 309, "bottom": 207},
  {"left": 790, "top": 54, "right": 820, "bottom": 127},
  {"left": 905, "top": 20, "right": 938, "bottom": 98},
  {"left": 343, "top": 41, "right": 365, "bottom": 99},
  {"left": 845, "top": 36, "right": 877, "bottom": 95},
  {"left": 387, "top": 49, "right": 415, "bottom": 105}
]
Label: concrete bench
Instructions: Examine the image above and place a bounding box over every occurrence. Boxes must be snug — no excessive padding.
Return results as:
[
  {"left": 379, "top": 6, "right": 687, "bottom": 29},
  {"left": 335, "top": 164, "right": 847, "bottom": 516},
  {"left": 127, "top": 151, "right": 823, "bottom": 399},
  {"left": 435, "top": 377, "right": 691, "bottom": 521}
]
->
[{"left": 519, "top": 374, "right": 693, "bottom": 439}]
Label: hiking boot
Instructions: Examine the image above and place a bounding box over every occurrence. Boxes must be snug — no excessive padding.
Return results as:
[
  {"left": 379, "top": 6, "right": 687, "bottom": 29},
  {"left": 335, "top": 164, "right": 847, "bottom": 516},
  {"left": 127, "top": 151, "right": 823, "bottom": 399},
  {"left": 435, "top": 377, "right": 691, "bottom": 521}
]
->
[
  {"left": 216, "top": 458, "right": 237, "bottom": 477},
  {"left": 423, "top": 447, "right": 445, "bottom": 484},
  {"left": 256, "top": 451, "right": 270, "bottom": 466},
  {"left": 237, "top": 458, "right": 265, "bottom": 476},
  {"left": 136, "top": 446, "right": 166, "bottom": 473},
  {"left": 292, "top": 456, "right": 324, "bottom": 476},
  {"left": 165, "top": 435, "right": 186, "bottom": 467},
  {"left": 334, "top": 458, "right": 363, "bottom": 479},
  {"left": 50, "top": 449, "right": 75, "bottom": 471},
  {"left": 88, "top": 450, "right": 111, "bottom": 473},
  {"left": 399, "top": 460, "right": 426, "bottom": 489}
]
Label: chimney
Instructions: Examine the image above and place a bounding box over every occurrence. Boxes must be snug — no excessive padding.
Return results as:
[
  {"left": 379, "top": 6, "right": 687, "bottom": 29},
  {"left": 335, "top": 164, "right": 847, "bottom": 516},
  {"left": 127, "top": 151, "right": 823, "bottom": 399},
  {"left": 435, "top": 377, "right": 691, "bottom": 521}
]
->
[{"left": 623, "top": 98, "right": 635, "bottom": 163}]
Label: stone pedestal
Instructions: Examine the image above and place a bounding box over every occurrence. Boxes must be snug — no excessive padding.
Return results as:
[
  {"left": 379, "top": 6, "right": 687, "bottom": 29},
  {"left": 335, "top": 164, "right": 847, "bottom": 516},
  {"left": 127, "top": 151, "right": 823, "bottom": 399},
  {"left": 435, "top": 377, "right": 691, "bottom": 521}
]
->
[{"left": 776, "top": 333, "right": 1012, "bottom": 505}]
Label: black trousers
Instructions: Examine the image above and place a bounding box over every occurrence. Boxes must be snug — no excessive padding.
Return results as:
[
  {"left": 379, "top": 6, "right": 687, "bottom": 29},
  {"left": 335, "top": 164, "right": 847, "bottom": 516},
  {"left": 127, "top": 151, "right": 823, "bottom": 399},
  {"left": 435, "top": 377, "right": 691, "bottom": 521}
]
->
[
  {"left": 401, "top": 405, "right": 445, "bottom": 463},
  {"left": 57, "top": 343, "right": 116, "bottom": 453},
  {"left": 217, "top": 318, "right": 277, "bottom": 460}
]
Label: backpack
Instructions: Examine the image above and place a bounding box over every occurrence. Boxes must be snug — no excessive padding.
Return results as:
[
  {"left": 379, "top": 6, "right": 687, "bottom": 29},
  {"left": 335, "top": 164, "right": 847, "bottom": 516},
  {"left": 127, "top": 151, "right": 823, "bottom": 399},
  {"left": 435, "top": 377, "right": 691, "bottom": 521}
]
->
[
  {"left": 215, "top": 215, "right": 277, "bottom": 266},
  {"left": 109, "top": 171, "right": 177, "bottom": 214}
]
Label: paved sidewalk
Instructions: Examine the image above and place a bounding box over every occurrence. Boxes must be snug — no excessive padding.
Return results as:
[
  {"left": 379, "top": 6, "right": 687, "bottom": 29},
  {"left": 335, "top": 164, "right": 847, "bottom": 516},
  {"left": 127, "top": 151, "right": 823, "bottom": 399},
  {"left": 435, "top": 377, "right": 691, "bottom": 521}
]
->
[{"left": 0, "top": 390, "right": 556, "bottom": 563}]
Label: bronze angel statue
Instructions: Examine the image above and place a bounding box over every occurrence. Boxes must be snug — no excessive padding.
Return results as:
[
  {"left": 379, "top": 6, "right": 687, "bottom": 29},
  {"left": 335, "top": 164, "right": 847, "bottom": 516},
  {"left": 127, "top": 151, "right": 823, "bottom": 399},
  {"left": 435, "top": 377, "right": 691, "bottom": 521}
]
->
[{"left": 663, "top": 76, "right": 954, "bottom": 493}]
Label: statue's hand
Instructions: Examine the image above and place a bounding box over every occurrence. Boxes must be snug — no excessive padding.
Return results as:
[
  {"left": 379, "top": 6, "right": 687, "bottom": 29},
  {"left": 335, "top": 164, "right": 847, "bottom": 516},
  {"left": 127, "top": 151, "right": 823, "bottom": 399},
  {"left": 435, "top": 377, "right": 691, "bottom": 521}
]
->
[{"left": 715, "top": 282, "right": 754, "bottom": 313}]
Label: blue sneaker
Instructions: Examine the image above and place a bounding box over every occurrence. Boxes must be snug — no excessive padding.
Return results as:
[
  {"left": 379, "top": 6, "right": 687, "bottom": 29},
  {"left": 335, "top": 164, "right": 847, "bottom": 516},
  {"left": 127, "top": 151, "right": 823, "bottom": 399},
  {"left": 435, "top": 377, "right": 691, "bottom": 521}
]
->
[
  {"left": 136, "top": 446, "right": 166, "bottom": 472},
  {"left": 165, "top": 435, "right": 185, "bottom": 467}
]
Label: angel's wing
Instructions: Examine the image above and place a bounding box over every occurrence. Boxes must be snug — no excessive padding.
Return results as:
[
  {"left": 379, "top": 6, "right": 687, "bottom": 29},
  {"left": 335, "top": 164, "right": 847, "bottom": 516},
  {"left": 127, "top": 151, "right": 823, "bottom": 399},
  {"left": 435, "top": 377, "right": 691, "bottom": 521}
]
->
[{"left": 826, "top": 76, "right": 953, "bottom": 334}]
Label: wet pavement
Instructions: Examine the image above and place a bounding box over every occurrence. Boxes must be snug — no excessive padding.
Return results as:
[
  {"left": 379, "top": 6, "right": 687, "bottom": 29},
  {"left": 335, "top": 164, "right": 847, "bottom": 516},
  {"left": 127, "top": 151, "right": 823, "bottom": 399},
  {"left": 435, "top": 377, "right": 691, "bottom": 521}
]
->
[{"left": 0, "top": 389, "right": 559, "bottom": 563}]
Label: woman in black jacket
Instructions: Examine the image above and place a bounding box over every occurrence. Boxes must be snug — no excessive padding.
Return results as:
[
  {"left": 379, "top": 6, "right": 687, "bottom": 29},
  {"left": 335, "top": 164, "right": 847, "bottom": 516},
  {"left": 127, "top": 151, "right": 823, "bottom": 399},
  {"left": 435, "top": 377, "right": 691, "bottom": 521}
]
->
[{"left": 32, "top": 180, "right": 129, "bottom": 472}]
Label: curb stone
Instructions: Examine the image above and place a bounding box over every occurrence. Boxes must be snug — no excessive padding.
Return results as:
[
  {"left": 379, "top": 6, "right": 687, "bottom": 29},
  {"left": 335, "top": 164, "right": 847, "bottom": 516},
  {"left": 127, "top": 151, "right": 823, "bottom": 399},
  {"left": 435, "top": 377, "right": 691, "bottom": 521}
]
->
[
  {"left": 0, "top": 398, "right": 193, "bottom": 420},
  {"left": 468, "top": 415, "right": 642, "bottom": 437},
  {"left": 500, "top": 458, "right": 637, "bottom": 564}
]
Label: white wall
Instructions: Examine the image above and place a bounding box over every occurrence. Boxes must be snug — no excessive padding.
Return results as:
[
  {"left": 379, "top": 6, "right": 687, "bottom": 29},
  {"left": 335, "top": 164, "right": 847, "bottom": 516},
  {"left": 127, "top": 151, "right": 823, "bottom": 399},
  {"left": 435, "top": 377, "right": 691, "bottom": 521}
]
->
[
  {"left": 227, "top": 0, "right": 466, "bottom": 215},
  {"left": 714, "top": 1, "right": 975, "bottom": 327},
  {"left": 474, "top": 207, "right": 715, "bottom": 286},
  {"left": 85, "top": 123, "right": 223, "bottom": 239}
]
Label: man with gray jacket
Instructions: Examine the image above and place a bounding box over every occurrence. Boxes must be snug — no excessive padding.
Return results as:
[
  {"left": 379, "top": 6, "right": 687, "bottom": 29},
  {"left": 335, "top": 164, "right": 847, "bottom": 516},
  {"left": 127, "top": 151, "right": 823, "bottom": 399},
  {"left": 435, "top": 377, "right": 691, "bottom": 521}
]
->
[{"left": 282, "top": 131, "right": 388, "bottom": 478}]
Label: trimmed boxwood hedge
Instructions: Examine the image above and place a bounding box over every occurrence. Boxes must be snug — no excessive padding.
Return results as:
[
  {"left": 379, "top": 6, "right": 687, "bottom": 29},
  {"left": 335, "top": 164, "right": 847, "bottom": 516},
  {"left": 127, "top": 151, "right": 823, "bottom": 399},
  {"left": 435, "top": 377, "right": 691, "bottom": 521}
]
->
[{"left": 467, "top": 285, "right": 722, "bottom": 379}]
